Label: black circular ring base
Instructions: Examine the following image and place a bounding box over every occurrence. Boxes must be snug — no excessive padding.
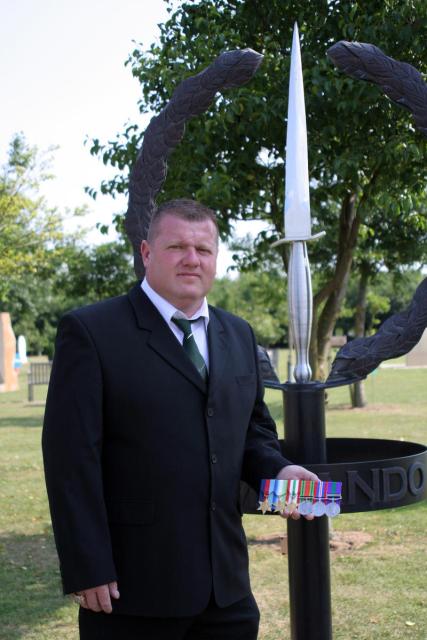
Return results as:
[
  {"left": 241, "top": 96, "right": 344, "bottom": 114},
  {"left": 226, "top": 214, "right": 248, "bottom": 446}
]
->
[{"left": 241, "top": 437, "right": 427, "bottom": 514}]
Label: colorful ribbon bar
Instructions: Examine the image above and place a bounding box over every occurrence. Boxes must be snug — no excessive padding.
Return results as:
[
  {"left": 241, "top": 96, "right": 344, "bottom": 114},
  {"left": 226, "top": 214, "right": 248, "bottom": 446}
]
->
[{"left": 258, "top": 479, "right": 342, "bottom": 517}]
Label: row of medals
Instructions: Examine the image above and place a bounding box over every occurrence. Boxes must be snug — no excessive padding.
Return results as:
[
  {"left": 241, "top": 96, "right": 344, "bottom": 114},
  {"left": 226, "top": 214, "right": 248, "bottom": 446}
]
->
[{"left": 259, "top": 496, "right": 341, "bottom": 517}]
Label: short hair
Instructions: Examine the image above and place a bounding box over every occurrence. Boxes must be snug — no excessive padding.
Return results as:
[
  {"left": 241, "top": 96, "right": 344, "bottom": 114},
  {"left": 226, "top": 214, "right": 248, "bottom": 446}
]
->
[{"left": 147, "top": 199, "right": 219, "bottom": 243}]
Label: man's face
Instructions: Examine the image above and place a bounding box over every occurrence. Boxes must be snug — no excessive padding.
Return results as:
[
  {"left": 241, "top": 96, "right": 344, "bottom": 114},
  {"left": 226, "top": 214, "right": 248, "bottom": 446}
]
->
[{"left": 141, "top": 213, "right": 218, "bottom": 315}]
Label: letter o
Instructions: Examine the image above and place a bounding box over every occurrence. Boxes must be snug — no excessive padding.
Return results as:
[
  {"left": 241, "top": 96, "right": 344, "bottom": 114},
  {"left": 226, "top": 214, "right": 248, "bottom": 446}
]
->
[{"left": 408, "top": 462, "right": 425, "bottom": 496}]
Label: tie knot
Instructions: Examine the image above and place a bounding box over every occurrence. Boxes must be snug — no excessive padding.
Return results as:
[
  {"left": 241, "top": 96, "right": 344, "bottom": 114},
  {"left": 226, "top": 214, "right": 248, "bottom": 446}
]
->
[
  {"left": 172, "top": 317, "right": 196, "bottom": 338},
  {"left": 171, "top": 316, "right": 207, "bottom": 382}
]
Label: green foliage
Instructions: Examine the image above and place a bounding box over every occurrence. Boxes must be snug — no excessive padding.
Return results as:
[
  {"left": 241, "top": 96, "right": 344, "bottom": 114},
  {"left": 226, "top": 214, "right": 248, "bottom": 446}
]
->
[
  {"left": 337, "top": 268, "right": 423, "bottom": 336},
  {"left": 87, "top": 0, "right": 427, "bottom": 374},
  {"left": 89, "top": 0, "right": 426, "bottom": 265},
  {"left": 6, "top": 276, "right": 66, "bottom": 358},
  {"left": 0, "top": 135, "right": 65, "bottom": 303},
  {"left": 58, "top": 240, "right": 135, "bottom": 305},
  {"left": 0, "top": 134, "right": 136, "bottom": 357},
  {"left": 210, "top": 270, "right": 288, "bottom": 346},
  {"left": 7, "top": 241, "right": 135, "bottom": 358}
]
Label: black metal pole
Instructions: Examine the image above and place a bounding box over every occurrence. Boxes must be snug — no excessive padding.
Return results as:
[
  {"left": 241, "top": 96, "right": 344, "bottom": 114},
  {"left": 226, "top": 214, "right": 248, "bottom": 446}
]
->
[{"left": 284, "top": 383, "right": 332, "bottom": 640}]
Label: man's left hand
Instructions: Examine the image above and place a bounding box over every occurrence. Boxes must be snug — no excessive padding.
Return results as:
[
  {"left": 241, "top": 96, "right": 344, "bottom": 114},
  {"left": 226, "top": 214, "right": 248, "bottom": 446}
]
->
[{"left": 276, "top": 465, "right": 319, "bottom": 521}]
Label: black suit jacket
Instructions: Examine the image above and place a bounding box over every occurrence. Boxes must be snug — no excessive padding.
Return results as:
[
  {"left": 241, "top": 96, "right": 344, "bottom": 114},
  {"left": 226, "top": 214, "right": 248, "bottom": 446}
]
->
[{"left": 42, "top": 284, "right": 289, "bottom": 616}]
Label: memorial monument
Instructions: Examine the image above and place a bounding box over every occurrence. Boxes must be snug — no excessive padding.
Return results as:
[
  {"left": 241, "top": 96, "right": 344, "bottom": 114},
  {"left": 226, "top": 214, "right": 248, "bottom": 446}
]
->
[
  {"left": 0, "top": 313, "right": 19, "bottom": 392},
  {"left": 18, "top": 335, "right": 28, "bottom": 365},
  {"left": 242, "top": 30, "right": 426, "bottom": 640},
  {"left": 124, "top": 28, "right": 426, "bottom": 640}
]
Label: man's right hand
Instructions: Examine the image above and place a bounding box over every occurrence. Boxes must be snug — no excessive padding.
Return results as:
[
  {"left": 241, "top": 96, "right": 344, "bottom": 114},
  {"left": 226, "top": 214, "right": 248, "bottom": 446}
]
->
[{"left": 76, "top": 581, "right": 120, "bottom": 613}]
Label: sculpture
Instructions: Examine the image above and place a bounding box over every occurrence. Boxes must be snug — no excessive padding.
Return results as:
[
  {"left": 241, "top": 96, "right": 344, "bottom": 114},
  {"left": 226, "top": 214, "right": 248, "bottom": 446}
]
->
[
  {"left": 327, "top": 41, "right": 427, "bottom": 136},
  {"left": 327, "top": 42, "right": 427, "bottom": 383},
  {"left": 125, "top": 49, "right": 263, "bottom": 279},
  {"left": 328, "top": 277, "right": 427, "bottom": 381}
]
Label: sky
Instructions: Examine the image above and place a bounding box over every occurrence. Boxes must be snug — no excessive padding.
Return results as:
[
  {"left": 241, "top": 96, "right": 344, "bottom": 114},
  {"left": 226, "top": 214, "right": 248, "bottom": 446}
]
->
[{"left": 0, "top": 0, "right": 267, "bottom": 276}]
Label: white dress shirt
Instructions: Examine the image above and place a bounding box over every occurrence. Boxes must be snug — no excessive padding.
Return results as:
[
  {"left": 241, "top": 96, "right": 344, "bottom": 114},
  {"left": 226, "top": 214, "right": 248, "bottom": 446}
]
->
[{"left": 141, "top": 278, "right": 210, "bottom": 369}]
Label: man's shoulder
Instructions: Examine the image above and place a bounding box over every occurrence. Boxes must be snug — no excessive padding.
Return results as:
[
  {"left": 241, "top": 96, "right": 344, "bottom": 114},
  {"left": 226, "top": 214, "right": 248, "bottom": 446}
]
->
[
  {"left": 69, "top": 295, "right": 127, "bottom": 319},
  {"left": 63, "top": 285, "right": 140, "bottom": 327}
]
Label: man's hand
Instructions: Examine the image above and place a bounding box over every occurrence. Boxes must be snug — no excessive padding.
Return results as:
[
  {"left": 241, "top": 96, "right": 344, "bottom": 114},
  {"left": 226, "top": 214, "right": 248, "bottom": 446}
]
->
[
  {"left": 276, "top": 465, "right": 320, "bottom": 521},
  {"left": 76, "top": 581, "right": 120, "bottom": 613}
]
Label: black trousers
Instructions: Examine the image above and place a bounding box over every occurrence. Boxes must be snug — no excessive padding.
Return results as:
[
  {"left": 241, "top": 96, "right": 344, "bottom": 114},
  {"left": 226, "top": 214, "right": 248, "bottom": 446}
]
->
[{"left": 78, "top": 593, "right": 260, "bottom": 640}]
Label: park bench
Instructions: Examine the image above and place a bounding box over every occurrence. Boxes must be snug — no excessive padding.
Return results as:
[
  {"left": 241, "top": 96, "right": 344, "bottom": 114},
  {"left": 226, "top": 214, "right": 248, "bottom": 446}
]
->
[{"left": 27, "top": 361, "right": 52, "bottom": 402}]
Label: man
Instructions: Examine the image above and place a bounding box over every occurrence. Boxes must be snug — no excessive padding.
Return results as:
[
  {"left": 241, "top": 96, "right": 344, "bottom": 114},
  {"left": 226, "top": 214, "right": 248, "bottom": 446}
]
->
[{"left": 42, "top": 199, "right": 318, "bottom": 639}]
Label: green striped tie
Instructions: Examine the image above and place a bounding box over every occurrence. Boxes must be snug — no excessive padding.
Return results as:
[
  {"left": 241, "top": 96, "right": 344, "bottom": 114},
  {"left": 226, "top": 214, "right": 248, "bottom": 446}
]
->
[{"left": 172, "top": 318, "right": 208, "bottom": 382}]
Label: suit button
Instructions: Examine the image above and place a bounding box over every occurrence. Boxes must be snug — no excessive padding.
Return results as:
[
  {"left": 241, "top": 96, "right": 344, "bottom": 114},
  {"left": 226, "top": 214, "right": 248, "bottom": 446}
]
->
[
  {"left": 211, "top": 501, "right": 216, "bottom": 511},
  {"left": 211, "top": 454, "right": 218, "bottom": 464},
  {"left": 207, "top": 408, "right": 214, "bottom": 417}
]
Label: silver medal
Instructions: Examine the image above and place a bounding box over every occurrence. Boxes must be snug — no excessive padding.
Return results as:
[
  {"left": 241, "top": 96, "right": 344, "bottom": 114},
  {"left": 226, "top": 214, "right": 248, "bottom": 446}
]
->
[
  {"left": 312, "top": 501, "right": 326, "bottom": 517},
  {"left": 325, "top": 502, "right": 341, "bottom": 517},
  {"left": 297, "top": 501, "right": 313, "bottom": 516}
]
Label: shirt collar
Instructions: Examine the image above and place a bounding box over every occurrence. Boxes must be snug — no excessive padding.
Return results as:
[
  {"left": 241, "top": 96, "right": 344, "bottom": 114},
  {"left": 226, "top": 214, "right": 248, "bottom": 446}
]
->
[{"left": 141, "top": 278, "right": 210, "bottom": 325}]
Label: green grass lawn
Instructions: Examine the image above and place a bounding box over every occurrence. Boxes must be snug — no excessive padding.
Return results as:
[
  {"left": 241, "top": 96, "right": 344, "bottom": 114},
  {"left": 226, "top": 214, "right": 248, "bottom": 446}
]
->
[{"left": 0, "top": 360, "right": 426, "bottom": 639}]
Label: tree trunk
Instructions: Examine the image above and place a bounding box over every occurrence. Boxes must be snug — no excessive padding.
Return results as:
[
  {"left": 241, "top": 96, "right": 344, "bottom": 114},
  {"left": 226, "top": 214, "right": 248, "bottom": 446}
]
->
[
  {"left": 351, "top": 264, "right": 370, "bottom": 407},
  {"left": 352, "top": 381, "right": 366, "bottom": 407},
  {"left": 310, "top": 162, "right": 381, "bottom": 380},
  {"left": 354, "top": 265, "right": 369, "bottom": 337},
  {"left": 311, "top": 192, "right": 360, "bottom": 379}
]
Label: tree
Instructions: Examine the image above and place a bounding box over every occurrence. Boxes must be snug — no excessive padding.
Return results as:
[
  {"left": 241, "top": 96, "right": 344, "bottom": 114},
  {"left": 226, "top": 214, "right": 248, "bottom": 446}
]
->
[
  {"left": 0, "top": 134, "right": 66, "bottom": 304},
  {"left": 210, "top": 270, "right": 288, "bottom": 347},
  {"left": 347, "top": 187, "right": 426, "bottom": 405},
  {"left": 7, "top": 240, "right": 135, "bottom": 358},
  {"left": 338, "top": 268, "right": 423, "bottom": 338},
  {"left": 337, "top": 266, "right": 423, "bottom": 406},
  {"left": 59, "top": 240, "right": 135, "bottom": 304},
  {"left": 89, "top": 0, "right": 427, "bottom": 378}
]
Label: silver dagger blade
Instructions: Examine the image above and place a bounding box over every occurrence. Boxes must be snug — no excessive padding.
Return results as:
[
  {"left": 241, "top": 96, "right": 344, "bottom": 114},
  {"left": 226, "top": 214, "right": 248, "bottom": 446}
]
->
[
  {"left": 285, "top": 22, "right": 312, "bottom": 241},
  {"left": 285, "top": 23, "right": 316, "bottom": 382}
]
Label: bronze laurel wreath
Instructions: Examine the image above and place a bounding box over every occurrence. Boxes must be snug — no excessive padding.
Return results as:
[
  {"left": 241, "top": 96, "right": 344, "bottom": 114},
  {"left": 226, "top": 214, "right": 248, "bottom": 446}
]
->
[
  {"left": 327, "top": 41, "right": 427, "bottom": 137},
  {"left": 328, "top": 278, "right": 427, "bottom": 381},
  {"left": 125, "top": 49, "right": 263, "bottom": 279},
  {"left": 327, "top": 41, "right": 427, "bottom": 383}
]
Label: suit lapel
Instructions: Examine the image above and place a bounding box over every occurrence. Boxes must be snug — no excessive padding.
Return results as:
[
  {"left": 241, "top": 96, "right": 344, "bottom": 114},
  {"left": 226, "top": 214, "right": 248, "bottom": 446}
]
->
[
  {"left": 128, "top": 284, "right": 207, "bottom": 394},
  {"left": 207, "top": 307, "right": 228, "bottom": 398}
]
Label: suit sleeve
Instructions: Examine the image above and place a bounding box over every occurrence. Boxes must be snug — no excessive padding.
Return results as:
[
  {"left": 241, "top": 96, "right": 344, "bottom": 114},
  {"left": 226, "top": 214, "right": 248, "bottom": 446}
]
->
[
  {"left": 241, "top": 324, "right": 291, "bottom": 491},
  {"left": 42, "top": 313, "right": 117, "bottom": 594}
]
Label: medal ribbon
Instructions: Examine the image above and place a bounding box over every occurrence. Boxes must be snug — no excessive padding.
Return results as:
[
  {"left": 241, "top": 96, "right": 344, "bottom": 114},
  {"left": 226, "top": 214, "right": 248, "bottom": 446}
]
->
[{"left": 258, "top": 480, "right": 342, "bottom": 516}]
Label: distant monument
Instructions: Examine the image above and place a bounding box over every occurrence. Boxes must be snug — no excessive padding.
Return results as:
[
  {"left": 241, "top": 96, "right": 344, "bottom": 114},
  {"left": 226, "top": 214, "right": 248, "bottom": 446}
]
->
[
  {"left": 18, "top": 335, "right": 28, "bottom": 364},
  {"left": 0, "top": 313, "right": 19, "bottom": 392}
]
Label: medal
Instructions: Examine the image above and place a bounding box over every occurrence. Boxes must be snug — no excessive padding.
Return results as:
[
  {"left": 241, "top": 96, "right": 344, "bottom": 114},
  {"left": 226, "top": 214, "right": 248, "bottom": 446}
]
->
[
  {"left": 274, "top": 497, "right": 287, "bottom": 513},
  {"left": 325, "top": 481, "right": 342, "bottom": 517},
  {"left": 257, "top": 479, "right": 272, "bottom": 513},
  {"left": 298, "top": 501, "right": 313, "bottom": 516},
  {"left": 312, "top": 501, "right": 326, "bottom": 516},
  {"left": 288, "top": 502, "right": 298, "bottom": 514},
  {"left": 325, "top": 501, "right": 340, "bottom": 517},
  {"left": 257, "top": 497, "right": 271, "bottom": 514},
  {"left": 258, "top": 479, "right": 342, "bottom": 518}
]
